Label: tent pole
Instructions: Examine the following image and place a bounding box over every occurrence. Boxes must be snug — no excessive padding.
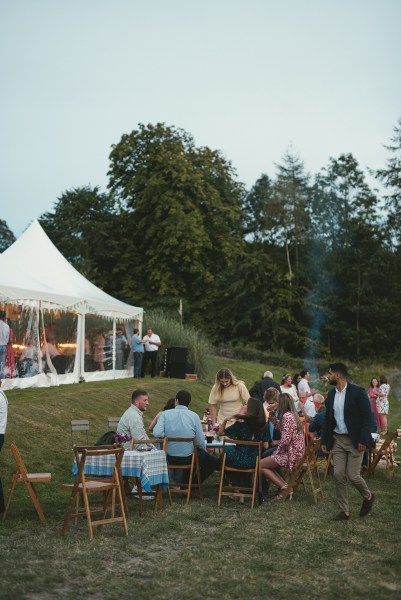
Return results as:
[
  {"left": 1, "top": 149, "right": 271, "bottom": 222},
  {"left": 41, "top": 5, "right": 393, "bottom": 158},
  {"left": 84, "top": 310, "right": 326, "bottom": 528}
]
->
[
  {"left": 79, "top": 314, "right": 85, "bottom": 382},
  {"left": 112, "top": 319, "right": 116, "bottom": 375}
]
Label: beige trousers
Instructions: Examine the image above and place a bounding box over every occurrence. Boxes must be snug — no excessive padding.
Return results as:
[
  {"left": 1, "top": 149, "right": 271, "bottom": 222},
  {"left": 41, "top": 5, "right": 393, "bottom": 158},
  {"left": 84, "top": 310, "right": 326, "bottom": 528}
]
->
[{"left": 332, "top": 433, "right": 371, "bottom": 513}]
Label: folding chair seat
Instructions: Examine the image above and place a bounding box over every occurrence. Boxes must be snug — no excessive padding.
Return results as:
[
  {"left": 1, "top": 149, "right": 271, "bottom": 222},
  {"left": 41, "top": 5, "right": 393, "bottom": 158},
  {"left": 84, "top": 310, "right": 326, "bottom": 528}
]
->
[
  {"left": 3, "top": 442, "right": 52, "bottom": 522},
  {"left": 128, "top": 438, "right": 166, "bottom": 514},
  {"left": 164, "top": 437, "right": 202, "bottom": 505},
  {"left": 71, "top": 419, "right": 90, "bottom": 447},
  {"left": 367, "top": 431, "right": 397, "bottom": 479},
  {"left": 218, "top": 439, "right": 261, "bottom": 509},
  {"left": 281, "top": 438, "right": 324, "bottom": 503},
  {"left": 61, "top": 447, "right": 128, "bottom": 541}
]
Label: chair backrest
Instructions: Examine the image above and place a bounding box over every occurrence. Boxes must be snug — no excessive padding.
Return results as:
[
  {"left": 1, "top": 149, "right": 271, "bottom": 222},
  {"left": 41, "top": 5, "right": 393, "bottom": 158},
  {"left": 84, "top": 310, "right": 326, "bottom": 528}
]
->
[
  {"left": 74, "top": 446, "right": 125, "bottom": 480},
  {"left": 129, "top": 438, "right": 164, "bottom": 451},
  {"left": 108, "top": 417, "right": 120, "bottom": 430},
  {"left": 71, "top": 420, "right": 90, "bottom": 432},
  {"left": 10, "top": 442, "right": 28, "bottom": 478},
  {"left": 162, "top": 436, "right": 198, "bottom": 456}
]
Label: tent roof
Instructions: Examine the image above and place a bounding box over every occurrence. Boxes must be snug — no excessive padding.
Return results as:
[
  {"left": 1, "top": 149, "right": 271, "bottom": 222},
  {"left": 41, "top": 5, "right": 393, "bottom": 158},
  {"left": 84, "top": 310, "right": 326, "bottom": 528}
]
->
[{"left": 0, "top": 220, "right": 143, "bottom": 320}]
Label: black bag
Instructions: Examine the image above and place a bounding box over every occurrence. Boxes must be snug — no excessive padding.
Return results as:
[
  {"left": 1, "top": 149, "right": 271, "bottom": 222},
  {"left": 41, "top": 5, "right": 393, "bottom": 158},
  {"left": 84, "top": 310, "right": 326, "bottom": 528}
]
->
[{"left": 95, "top": 430, "right": 116, "bottom": 446}]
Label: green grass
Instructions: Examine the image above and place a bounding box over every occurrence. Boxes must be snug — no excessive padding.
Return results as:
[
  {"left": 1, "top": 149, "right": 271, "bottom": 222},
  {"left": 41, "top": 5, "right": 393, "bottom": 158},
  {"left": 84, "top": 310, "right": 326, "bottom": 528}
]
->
[{"left": 1, "top": 357, "right": 401, "bottom": 600}]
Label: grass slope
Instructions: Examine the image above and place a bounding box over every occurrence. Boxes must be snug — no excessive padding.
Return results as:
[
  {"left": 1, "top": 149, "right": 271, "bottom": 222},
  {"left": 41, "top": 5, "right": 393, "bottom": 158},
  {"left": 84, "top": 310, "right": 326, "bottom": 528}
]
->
[{"left": 0, "top": 357, "right": 400, "bottom": 600}]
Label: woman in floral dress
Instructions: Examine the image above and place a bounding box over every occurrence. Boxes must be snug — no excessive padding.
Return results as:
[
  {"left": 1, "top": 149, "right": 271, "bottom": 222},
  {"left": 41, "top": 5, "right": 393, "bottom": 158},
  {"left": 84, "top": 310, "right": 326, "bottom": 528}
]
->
[
  {"left": 377, "top": 374, "right": 390, "bottom": 435},
  {"left": 260, "top": 393, "right": 305, "bottom": 499}
]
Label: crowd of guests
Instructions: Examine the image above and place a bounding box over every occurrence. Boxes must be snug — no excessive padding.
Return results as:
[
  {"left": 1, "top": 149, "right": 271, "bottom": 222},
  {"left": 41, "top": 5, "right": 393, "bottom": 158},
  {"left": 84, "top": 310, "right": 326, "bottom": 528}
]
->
[{"left": 113, "top": 363, "right": 390, "bottom": 514}]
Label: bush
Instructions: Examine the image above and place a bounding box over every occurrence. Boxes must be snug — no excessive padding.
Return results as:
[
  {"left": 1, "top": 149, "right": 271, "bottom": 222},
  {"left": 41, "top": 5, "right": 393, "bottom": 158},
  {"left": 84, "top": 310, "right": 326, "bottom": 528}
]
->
[{"left": 143, "top": 309, "right": 212, "bottom": 379}]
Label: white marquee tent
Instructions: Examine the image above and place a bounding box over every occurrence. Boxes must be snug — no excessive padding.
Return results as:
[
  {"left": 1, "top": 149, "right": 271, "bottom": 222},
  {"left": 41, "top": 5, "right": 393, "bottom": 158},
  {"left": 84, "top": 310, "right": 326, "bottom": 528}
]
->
[{"left": 0, "top": 220, "right": 143, "bottom": 389}]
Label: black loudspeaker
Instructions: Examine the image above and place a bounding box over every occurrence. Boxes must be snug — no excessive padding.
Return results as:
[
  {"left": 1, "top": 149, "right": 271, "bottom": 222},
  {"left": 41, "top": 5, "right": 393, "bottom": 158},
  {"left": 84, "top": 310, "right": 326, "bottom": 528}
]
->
[
  {"left": 165, "top": 346, "right": 188, "bottom": 379},
  {"left": 168, "top": 346, "right": 188, "bottom": 363}
]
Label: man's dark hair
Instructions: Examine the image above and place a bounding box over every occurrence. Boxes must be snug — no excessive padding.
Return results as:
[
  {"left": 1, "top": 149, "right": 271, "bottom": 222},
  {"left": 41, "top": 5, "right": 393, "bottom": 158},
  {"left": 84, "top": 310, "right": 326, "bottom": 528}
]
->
[
  {"left": 175, "top": 390, "right": 191, "bottom": 406},
  {"left": 300, "top": 369, "right": 308, "bottom": 378},
  {"left": 329, "top": 363, "right": 348, "bottom": 378},
  {"left": 0, "top": 310, "right": 6, "bottom": 320},
  {"left": 131, "top": 389, "right": 148, "bottom": 402},
  {"left": 133, "top": 328, "right": 139, "bottom": 334}
]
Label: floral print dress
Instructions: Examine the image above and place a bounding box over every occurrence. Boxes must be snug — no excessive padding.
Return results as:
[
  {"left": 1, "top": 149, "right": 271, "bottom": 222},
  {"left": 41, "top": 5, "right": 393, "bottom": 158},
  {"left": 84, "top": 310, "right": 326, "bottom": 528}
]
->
[
  {"left": 273, "top": 412, "right": 305, "bottom": 470},
  {"left": 377, "top": 383, "right": 390, "bottom": 415}
]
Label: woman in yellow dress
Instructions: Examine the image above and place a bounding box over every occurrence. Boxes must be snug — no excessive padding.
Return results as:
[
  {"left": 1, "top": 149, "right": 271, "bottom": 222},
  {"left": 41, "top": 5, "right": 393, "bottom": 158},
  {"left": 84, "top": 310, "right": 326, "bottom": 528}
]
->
[{"left": 208, "top": 367, "right": 249, "bottom": 425}]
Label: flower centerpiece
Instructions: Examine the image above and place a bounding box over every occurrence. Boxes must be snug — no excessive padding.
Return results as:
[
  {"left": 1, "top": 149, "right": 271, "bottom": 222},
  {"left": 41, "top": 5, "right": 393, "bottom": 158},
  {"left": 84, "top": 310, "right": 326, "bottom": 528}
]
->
[
  {"left": 114, "top": 432, "right": 132, "bottom": 447},
  {"left": 211, "top": 423, "right": 220, "bottom": 441}
]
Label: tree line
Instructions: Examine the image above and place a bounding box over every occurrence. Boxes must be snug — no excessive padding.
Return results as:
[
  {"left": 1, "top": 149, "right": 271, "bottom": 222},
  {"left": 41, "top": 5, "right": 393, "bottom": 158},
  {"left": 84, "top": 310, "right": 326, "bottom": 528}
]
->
[{"left": 2, "top": 119, "right": 401, "bottom": 362}]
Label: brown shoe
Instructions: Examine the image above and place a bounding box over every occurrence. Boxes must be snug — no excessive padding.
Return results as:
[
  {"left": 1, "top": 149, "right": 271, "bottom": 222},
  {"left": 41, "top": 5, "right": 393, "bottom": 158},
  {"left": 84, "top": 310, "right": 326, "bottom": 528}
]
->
[
  {"left": 360, "top": 493, "right": 375, "bottom": 517},
  {"left": 334, "top": 511, "right": 350, "bottom": 521}
]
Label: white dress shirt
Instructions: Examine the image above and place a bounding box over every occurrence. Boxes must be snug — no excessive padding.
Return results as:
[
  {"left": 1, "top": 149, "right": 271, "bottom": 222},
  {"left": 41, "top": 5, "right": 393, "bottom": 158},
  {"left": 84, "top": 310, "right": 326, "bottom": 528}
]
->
[{"left": 333, "top": 384, "right": 348, "bottom": 434}]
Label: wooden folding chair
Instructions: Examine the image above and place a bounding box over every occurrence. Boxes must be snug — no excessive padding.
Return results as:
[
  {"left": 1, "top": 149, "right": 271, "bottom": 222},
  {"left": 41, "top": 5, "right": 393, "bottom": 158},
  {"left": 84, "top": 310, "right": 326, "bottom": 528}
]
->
[
  {"left": 70, "top": 444, "right": 122, "bottom": 523},
  {"left": 128, "top": 438, "right": 165, "bottom": 514},
  {"left": 324, "top": 450, "right": 333, "bottom": 481},
  {"left": 61, "top": 447, "right": 128, "bottom": 541},
  {"left": 281, "top": 439, "right": 324, "bottom": 502},
  {"left": 71, "top": 419, "right": 90, "bottom": 447},
  {"left": 164, "top": 437, "right": 202, "bottom": 505},
  {"left": 367, "top": 431, "right": 397, "bottom": 479},
  {"left": 218, "top": 439, "right": 261, "bottom": 509},
  {"left": 108, "top": 417, "right": 120, "bottom": 430},
  {"left": 3, "top": 442, "right": 52, "bottom": 522}
]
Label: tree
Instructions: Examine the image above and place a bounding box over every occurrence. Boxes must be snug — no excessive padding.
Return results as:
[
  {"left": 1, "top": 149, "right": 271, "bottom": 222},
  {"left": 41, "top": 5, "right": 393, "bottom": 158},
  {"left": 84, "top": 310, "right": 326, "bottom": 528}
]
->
[
  {"left": 39, "top": 186, "right": 122, "bottom": 292},
  {"left": 243, "top": 174, "right": 281, "bottom": 244},
  {"left": 273, "top": 147, "right": 311, "bottom": 277},
  {"left": 376, "top": 117, "right": 401, "bottom": 245},
  {"left": 0, "top": 219, "right": 16, "bottom": 252},
  {"left": 107, "top": 123, "right": 245, "bottom": 309}
]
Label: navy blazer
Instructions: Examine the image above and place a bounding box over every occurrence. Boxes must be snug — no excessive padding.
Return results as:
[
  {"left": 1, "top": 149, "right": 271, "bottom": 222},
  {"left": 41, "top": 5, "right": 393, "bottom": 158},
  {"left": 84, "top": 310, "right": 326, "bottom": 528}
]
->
[{"left": 321, "top": 382, "right": 373, "bottom": 450}]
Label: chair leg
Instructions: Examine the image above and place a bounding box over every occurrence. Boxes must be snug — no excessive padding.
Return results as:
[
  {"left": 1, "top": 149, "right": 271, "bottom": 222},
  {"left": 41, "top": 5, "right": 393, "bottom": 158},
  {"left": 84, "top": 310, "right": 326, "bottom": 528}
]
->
[
  {"left": 25, "top": 481, "right": 46, "bottom": 522},
  {"left": 217, "top": 456, "right": 226, "bottom": 508},
  {"left": 116, "top": 481, "right": 128, "bottom": 536},
  {"left": 2, "top": 474, "right": 18, "bottom": 520},
  {"left": 61, "top": 490, "right": 79, "bottom": 536},
  {"left": 82, "top": 489, "right": 94, "bottom": 541}
]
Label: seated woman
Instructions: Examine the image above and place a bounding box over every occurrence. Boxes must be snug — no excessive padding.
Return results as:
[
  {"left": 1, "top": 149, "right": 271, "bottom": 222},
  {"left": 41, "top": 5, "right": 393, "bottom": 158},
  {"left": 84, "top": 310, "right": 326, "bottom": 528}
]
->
[
  {"left": 218, "top": 397, "right": 269, "bottom": 488},
  {"left": 260, "top": 393, "right": 305, "bottom": 499}
]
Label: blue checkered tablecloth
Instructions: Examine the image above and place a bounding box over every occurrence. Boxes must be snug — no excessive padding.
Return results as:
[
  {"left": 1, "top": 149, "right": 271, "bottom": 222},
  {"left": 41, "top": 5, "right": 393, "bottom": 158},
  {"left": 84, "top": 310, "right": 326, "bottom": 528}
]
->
[{"left": 72, "top": 449, "right": 169, "bottom": 492}]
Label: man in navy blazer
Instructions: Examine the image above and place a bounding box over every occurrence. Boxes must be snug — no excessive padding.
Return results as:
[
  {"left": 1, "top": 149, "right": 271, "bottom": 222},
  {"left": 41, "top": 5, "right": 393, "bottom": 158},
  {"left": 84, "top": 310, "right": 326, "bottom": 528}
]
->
[{"left": 321, "top": 362, "right": 374, "bottom": 521}]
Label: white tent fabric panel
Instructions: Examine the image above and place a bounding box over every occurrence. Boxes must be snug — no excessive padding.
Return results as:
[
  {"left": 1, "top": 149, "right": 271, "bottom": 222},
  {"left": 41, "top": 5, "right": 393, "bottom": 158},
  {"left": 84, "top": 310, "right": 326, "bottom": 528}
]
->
[{"left": 0, "top": 220, "right": 143, "bottom": 320}]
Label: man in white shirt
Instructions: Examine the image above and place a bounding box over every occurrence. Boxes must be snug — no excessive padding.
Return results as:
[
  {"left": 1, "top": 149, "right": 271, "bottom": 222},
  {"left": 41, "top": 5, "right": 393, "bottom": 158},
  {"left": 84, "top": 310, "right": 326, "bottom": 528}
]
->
[
  {"left": 298, "top": 370, "right": 316, "bottom": 400},
  {"left": 141, "top": 328, "right": 161, "bottom": 378},
  {"left": 0, "top": 311, "right": 10, "bottom": 379},
  {"left": 0, "top": 379, "right": 8, "bottom": 512},
  {"left": 321, "top": 363, "right": 374, "bottom": 521}
]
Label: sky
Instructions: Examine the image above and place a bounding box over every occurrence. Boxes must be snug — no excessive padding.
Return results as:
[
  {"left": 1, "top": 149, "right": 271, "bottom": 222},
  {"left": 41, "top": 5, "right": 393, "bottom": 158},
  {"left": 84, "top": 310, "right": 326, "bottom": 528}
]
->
[{"left": 1, "top": 0, "right": 400, "bottom": 237}]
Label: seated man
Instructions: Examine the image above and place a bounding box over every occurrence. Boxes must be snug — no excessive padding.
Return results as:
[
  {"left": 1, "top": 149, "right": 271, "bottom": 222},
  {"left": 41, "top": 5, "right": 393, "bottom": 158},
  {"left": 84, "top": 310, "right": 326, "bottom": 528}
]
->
[
  {"left": 298, "top": 390, "right": 316, "bottom": 419},
  {"left": 153, "top": 390, "right": 219, "bottom": 482},
  {"left": 117, "top": 388, "right": 154, "bottom": 450},
  {"left": 308, "top": 393, "right": 326, "bottom": 435}
]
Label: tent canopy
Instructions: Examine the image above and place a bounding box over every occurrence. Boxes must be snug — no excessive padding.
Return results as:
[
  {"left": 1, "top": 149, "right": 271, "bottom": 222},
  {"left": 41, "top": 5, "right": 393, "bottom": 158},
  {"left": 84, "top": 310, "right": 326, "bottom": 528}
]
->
[{"left": 0, "top": 220, "right": 143, "bottom": 321}]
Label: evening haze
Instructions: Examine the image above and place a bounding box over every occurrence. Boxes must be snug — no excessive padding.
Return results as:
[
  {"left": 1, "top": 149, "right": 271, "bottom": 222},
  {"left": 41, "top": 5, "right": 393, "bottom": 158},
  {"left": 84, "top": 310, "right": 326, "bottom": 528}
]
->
[{"left": 1, "top": 0, "right": 400, "bottom": 237}]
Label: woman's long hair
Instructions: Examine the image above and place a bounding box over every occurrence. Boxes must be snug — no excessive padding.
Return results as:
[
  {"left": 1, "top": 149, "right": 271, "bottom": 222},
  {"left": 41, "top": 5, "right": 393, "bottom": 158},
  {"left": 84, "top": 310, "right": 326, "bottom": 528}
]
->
[
  {"left": 278, "top": 393, "right": 303, "bottom": 432},
  {"left": 233, "top": 397, "right": 267, "bottom": 438},
  {"left": 213, "top": 367, "right": 239, "bottom": 398}
]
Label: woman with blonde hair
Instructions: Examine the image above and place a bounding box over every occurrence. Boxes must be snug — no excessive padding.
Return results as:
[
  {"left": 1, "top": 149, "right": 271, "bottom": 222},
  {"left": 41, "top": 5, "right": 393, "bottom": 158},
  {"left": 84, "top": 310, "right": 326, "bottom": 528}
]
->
[
  {"left": 280, "top": 373, "right": 299, "bottom": 405},
  {"left": 208, "top": 367, "right": 249, "bottom": 425},
  {"left": 260, "top": 393, "right": 305, "bottom": 499}
]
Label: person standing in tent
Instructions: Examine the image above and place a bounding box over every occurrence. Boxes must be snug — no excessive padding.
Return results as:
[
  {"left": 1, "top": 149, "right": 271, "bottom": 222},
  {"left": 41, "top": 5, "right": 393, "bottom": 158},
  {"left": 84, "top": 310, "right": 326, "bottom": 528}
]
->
[
  {"left": 0, "top": 312, "right": 10, "bottom": 379},
  {"left": 132, "top": 328, "right": 144, "bottom": 378},
  {"left": 141, "top": 328, "right": 161, "bottom": 378},
  {"left": 93, "top": 330, "right": 105, "bottom": 371}
]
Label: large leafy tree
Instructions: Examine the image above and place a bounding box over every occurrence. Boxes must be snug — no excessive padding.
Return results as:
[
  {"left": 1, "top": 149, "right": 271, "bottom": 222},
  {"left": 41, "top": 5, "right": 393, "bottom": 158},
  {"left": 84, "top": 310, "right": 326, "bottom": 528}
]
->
[
  {"left": 108, "top": 123, "right": 245, "bottom": 310},
  {"left": 0, "top": 219, "right": 16, "bottom": 252}
]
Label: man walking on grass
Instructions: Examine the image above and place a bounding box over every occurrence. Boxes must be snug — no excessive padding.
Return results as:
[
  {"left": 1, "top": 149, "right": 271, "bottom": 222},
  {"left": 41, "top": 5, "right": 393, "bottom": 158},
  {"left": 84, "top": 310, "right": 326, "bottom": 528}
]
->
[{"left": 321, "top": 363, "right": 374, "bottom": 521}]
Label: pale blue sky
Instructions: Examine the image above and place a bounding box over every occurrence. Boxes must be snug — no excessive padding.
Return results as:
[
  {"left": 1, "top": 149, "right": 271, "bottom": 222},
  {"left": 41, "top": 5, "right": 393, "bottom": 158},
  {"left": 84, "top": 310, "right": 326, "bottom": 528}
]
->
[{"left": 1, "top": 0, "right": 400, "bottom": 236}]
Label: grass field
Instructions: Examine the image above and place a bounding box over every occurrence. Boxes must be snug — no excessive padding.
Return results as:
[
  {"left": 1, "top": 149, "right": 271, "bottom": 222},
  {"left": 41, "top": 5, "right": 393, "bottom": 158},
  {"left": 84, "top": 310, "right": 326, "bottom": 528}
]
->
[{"left": 1, "top": 357, "right": 400, "bottom": 600}]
